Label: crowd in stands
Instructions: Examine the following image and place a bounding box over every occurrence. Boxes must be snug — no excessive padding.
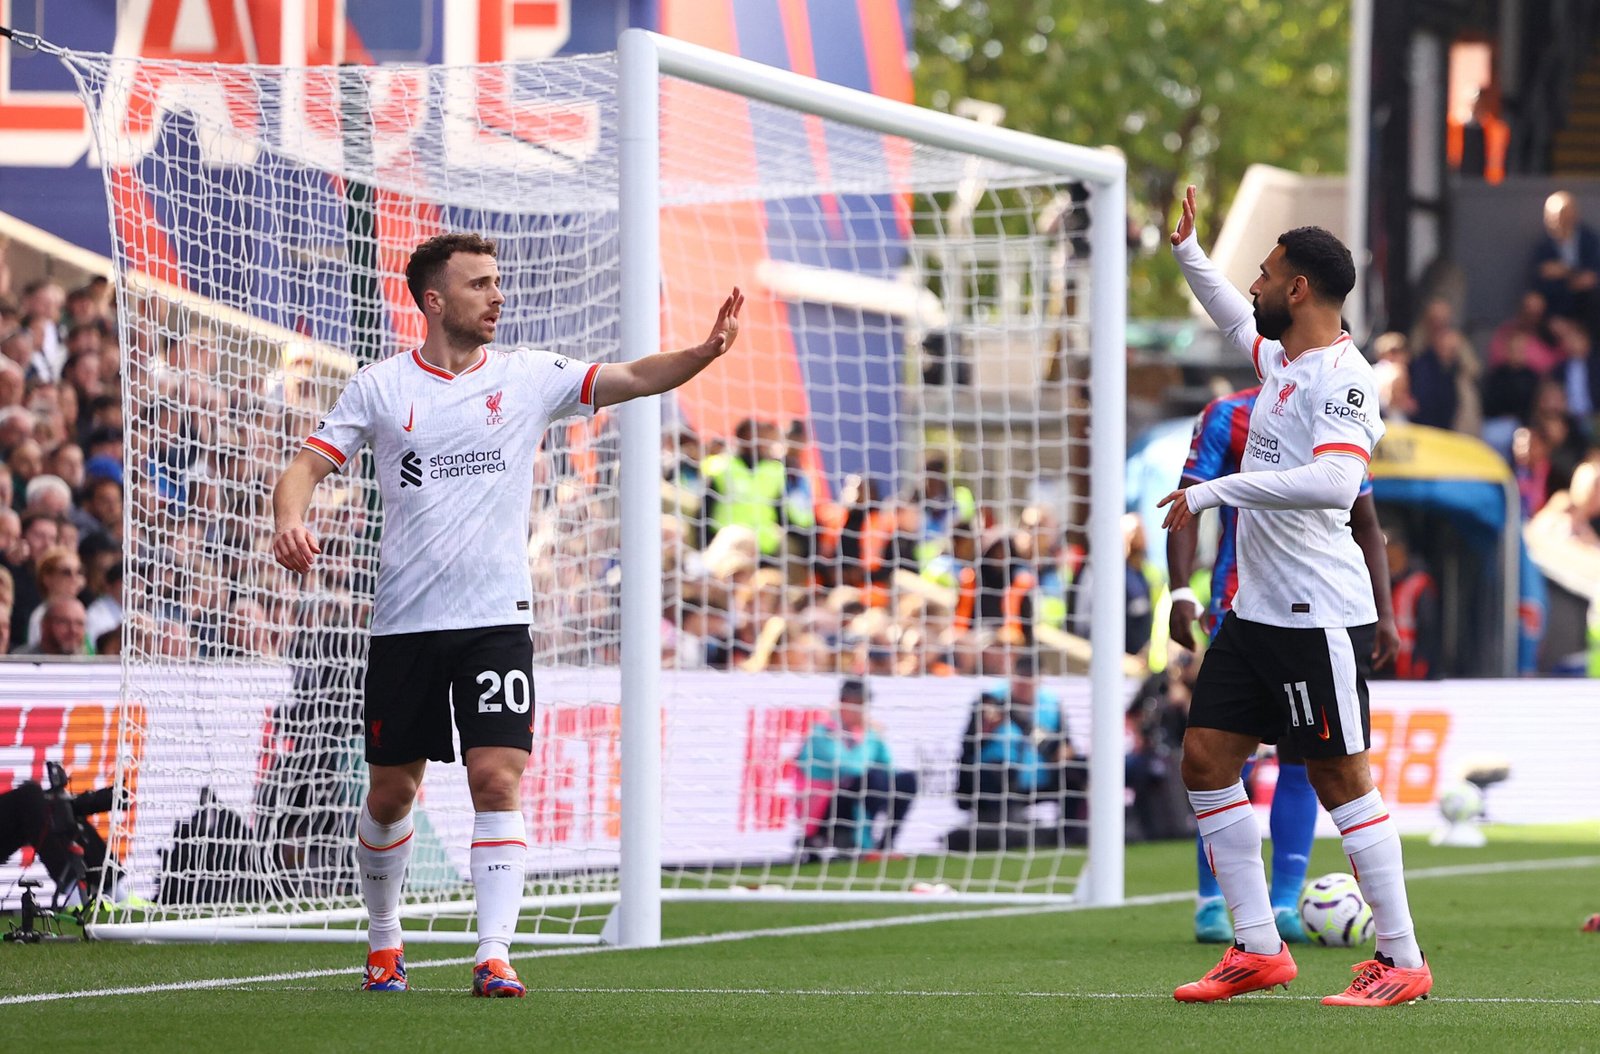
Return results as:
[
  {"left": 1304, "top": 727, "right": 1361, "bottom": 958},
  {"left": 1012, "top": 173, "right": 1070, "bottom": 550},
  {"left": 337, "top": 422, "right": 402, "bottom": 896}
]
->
[
  {"left": 1370, "top": 190, "right": 1600, "bottom": 673},
  {"left": 6, "top": 192, "right": 1597, "bottom": 687},
  {"left": 0, "top": 268, "right": 126, "bottom": 658}
]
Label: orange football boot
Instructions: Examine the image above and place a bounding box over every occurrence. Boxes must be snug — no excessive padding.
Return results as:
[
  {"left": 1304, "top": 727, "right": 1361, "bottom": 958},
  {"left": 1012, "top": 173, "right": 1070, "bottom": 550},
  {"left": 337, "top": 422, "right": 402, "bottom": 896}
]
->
[
  {"left": 1174, "top": 942, "right": 1297, "bottom": 1003},
  {"left": 1322, "top": 952, "right": 1432, "bottom": 1007}
]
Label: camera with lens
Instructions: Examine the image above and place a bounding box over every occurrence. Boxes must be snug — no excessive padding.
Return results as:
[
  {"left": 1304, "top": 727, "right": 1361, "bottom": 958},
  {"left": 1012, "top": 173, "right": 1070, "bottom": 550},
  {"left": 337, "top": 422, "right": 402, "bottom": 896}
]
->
[{"left": 2, "top": 762, "right": 121, "bottom": 915}]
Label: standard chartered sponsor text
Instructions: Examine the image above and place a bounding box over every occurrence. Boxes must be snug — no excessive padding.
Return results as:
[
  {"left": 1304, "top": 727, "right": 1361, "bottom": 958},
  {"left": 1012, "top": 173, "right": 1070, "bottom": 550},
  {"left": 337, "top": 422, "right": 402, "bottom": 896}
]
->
[{"left": 430, "top": 448, "right": 507, "bottom": 479}]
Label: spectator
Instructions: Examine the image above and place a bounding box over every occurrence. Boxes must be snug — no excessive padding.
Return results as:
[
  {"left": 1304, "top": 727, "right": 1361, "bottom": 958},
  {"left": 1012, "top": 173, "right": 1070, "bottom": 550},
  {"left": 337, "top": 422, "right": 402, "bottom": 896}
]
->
[
  {"left": 701, "top": 417, "right": 789, "bottom": 559},
  {"left": 1124, "top": 666, "right": 1194, "bottom": 842},
  {"left": 1408, "top": 298, "right": 1481, "bottom": 433},
  {"left": 1448, "top": 87, "right": 1508, "bottom": 184},
  {"left": 1531, "top": 191, "right": 1600, "bottom": 334},
  {"left": 220, "top": 598, "right": 278, "bottom": 660},
  {"left": 0, "top": 328, "right": 33, "bottom": 373},
  {"left": 8, "top": 437, "right": 42, "bottom": 495},
  {"left": 23, "top": 545, "right": 85, "bottom": 648},
  {"left": 85, "top": 394, "right": 120, "bottom": 437},
  {"left": 23, "top": 473, "right": 72, "bottom": 520},
  {"left": 1006, "top": 653, "right": 1087, "bottom": 836},
  {"left": 1069, "top": 513, "right": 1153, "bottom": 657},
  {"left": 1379, "top": 526, "right": 1442, "bottom": 681},
  {"left": 63, "top": 285, "right": 101, "bottom": 329},
  {"left": 0, "top": 405, "right": 33, "bottom": 458},
  {"left": 1550, "top": 317, "right": 1600, "bottom": 435},
  {"left": 1533, "top": 379, "right": 1590, "bottom": 496},
  {"left": 46, "top": 443, "right": 84, "bottom": 493},
  {"left": 18, "top": 279, "right": 65, "bottom": 382},
  {"left": 821, "top": 476, "right": 915, "bottom": 602},
  {"left": 907, "top": 451, "right": 976, "bottom": 568},
  {"left": 953, "top": 685, "right": 1051, "bottom": 848},
  {"left": 1480, "top": 333, "right": 1544, "bottom": 424},
  {"left": 84, "top": 557, "right": 123, "bottom": 648},
  {"left": 13, "top": 595, "right": 88, "bottom": 657},
  {"left": 793, "top": 677, "right": 918, "bottom": 858},
  {"left": 1371, "top": 331, "right": 1418, "bottom": 423},
  {"left": 9, "top": 511, "right": 59, "bottom": 646},
  {"left": 1514, "top": 426, "right": 1556, "bottom": 518},
  {"left": 1487, "top": 291, "right": 1562, "bottom": 374}
]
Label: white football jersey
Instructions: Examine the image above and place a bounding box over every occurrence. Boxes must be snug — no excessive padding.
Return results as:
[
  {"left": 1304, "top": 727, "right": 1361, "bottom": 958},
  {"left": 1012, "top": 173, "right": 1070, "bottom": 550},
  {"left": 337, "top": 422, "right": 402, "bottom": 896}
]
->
[
  {"left": 1230, "top": 331, "right": 1386, "bottom": 628},
  {"left": 305, "top": 347, "right": 601, "bottom": 635}
]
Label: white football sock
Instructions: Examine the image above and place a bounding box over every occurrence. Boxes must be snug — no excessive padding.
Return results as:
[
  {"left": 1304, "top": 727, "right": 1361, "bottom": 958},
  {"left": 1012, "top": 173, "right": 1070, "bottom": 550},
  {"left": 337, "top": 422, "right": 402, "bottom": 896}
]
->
[
  {"left": 1190, "top": 783, "right": 1280, "bottom": 955},
  {"left": 1330, "top": 789, "right": 1422, "bottom": 968},
  {"left": 471, "top": 811, "right": 528, "bottom": 965},
  {"left": 356, "top": 802, "right": 414, "bottom": 953}
]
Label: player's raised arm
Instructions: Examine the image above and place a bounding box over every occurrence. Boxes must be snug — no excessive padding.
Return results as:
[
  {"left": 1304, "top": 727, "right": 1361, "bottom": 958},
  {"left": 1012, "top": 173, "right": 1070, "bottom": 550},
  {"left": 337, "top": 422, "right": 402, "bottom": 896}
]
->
[
  {"left": 271, "top": 448, "right": 336, "bottom": 574},
  {"left": 591, "top": 288, "right": 744, "bottom": 409},
  {"left": 1170, "top": 184, "right": 1262, "bottom": 360}
]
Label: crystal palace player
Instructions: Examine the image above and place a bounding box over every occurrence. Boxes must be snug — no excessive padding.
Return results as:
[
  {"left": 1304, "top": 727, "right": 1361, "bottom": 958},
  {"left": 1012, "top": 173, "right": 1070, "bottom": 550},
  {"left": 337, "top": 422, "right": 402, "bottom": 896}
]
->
[
  {"left": 1169, "top": 386, "right": 1399, "bottom": 946},
  {"left": 1159, "top": 186, "right": 1432, "bottom": 1006},
  {"left": 271, "top": 233, "right": 742, "bottom": 997}
]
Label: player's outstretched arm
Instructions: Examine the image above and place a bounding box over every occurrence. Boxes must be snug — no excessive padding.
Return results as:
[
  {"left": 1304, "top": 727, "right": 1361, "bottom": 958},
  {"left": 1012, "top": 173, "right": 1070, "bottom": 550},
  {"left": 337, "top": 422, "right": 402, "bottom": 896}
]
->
[
  {"left": 1158, "top": 453, "right": 1366, "bottom": 532},
  {"left": 1169, "top": 184, "right": 1261, "bottom": 358},
  {"left": 271, "top": 449, "right": 336, "bottom": 574},
  {"left": 592, "top": 287, "right": 744, "bottom": 409},
  {"left": 1350, "top": 492, "right": 1400, "bottom": 668}
]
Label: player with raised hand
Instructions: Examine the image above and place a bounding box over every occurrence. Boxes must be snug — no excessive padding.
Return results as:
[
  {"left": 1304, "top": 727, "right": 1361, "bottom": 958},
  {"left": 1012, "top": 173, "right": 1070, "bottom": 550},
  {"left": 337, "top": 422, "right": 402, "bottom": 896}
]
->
[
  {"left": 1160, "top": 186, "right": 1431, "bottom": 1006},
  {"left": 1168, "top": 385, "right": 1399, "bottom": 946},
  {"left": 272, "top": 232, "right": 742, "bottom": 997}
]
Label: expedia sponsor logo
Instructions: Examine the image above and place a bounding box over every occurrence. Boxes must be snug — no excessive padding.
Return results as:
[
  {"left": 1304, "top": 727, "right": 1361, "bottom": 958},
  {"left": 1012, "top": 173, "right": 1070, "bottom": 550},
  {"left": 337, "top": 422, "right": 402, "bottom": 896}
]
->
[
  {"left": 1323, "top": 401, "right": 1370, "bottom": 422},
  {"left": 429, "top": 448, "right": 507, "bottom": 479},
  {"left": 400, "top": 450, "right": 423, "bottom": 488}
]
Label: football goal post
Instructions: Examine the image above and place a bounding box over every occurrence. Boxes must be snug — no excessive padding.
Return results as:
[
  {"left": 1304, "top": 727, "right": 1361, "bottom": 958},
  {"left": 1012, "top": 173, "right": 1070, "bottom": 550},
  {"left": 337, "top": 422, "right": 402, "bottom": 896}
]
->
[{"left": 30, "top": 26, "right": 1125, "bottom": 946}]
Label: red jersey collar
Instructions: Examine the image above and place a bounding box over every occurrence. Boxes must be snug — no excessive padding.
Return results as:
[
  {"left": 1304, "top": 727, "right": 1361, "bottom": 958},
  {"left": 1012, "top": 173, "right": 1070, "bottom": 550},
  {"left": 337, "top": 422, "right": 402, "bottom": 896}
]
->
[
  {"left": 1282, "top": 331, "right": 1351, "bottom": 367},
  {"left": 410, "top": 347, "right": 488, "bottom": 380}
]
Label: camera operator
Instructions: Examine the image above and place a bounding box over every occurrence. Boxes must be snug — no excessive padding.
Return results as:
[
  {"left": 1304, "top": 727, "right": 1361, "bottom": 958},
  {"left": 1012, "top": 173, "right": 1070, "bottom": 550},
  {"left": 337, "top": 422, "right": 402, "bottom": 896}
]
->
[{"left": 0, "top": 762, "right": 118, "bottom": 910}]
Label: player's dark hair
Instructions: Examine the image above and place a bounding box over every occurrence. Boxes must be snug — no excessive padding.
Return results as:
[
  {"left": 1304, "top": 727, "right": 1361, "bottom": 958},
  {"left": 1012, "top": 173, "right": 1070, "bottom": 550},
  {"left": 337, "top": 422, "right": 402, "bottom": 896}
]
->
[
  {"left": 1276, "top": 226, "right": 1355, "bottom": 303},
  {"left": 405, "top": 232, "right": 497, "bottom": 309}
]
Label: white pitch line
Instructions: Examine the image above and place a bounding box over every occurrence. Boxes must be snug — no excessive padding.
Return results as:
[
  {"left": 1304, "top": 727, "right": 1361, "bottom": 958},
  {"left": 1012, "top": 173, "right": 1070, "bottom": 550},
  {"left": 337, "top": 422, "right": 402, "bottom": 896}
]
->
[
  {"left": 534, "top": 986, "right": 1600, "bottom": 1007},
  {"left": 3, "top": 852, "right": 1595, "bottom": 1006}
]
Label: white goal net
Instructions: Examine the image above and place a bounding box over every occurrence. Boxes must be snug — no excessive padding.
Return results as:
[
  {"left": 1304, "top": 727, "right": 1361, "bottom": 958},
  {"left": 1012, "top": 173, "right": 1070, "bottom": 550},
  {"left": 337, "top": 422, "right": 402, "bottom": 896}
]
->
[{"left": 51, "top": 30, "right": 1125, "bottom": 944}]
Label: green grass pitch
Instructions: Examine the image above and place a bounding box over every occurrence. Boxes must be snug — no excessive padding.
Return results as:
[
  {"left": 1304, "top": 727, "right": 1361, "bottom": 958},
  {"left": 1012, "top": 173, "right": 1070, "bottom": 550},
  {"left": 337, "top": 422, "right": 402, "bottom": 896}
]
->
[{"left": 4, "top": 829, "right": 1598, "bottom": 1053}]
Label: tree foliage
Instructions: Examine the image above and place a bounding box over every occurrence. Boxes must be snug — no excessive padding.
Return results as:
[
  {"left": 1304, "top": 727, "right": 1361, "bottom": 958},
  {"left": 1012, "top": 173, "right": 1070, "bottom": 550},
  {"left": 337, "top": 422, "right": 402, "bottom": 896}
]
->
[{"left": 912, "top": 0, "right": 1349, "bottom": 316}]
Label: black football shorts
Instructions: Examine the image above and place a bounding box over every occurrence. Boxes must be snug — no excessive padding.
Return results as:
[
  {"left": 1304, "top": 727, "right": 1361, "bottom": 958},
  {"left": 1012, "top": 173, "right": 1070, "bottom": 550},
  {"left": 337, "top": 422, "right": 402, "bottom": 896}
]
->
[
  {"left": 363, "top": 624, "right": 536, "bottom": 765},
  {"left": 1189, "top": 612, "right": 1375, "bottom": 760}
]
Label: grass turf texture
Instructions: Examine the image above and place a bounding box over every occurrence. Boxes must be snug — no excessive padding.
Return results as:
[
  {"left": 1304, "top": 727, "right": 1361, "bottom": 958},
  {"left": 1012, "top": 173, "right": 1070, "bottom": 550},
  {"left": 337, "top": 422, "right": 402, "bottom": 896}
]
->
[{"left": 4, "top": 830, "right": 1598, "bottom": 1053}]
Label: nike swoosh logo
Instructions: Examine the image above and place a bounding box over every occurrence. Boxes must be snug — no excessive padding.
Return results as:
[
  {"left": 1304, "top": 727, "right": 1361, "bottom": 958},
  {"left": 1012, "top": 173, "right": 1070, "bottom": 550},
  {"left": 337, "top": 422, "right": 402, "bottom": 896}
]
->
[
  {"left": 402, "top": 405, "right": 414, "bottom": 432},
  {"left": 1318, "top": 710, "right": 1331, "bottom": 741}
]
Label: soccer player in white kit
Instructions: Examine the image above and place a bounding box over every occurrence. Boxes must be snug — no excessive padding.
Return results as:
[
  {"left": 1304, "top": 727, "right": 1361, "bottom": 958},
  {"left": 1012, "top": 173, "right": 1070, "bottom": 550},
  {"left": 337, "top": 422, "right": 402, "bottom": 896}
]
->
[
  {"left": 271, "top": 232, "right": 743, "bottom": 996},
  {"left": 1159, "top": 187, "right": 1432, "bottom": 1006}
]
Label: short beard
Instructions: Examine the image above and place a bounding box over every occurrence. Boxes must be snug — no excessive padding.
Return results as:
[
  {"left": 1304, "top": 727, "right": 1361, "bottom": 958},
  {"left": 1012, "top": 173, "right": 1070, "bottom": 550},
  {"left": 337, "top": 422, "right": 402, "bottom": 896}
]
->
[
  {"left": 441, "top": 312, "right": 489, "bottom": 349},
  {"left": 1254, "top": 301, "right": 1291, "bottom": 341}
]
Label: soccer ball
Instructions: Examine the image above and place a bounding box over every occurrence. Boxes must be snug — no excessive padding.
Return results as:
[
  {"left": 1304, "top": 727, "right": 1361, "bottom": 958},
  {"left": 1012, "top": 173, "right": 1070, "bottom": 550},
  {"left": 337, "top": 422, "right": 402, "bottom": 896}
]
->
[
  {"left": 1298, "top": 872, "right": 1375, "bottom": 948},
  {"left": 1438, "top": 780, "right": 1486, "bottom": 824}
]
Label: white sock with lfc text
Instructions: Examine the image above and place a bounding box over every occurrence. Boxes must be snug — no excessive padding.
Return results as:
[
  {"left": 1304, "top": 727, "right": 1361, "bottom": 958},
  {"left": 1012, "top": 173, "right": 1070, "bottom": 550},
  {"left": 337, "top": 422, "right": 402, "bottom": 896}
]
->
[
  {"left": 1331, "top": 789, "right": 1423, "bottom": 969},
  {"left": 471, "top": 811, "right": 528, "bottom": 965},
  {"left": 1190, "top": 783, "right": 1280, "bottom": 955},
  {"left": 356, "top": 803, "right": 414, "bottom": 954}
]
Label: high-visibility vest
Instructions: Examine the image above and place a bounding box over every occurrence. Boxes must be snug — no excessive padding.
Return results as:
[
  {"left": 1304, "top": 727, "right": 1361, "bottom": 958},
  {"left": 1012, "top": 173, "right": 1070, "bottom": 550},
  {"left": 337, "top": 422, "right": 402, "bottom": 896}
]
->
[
  {"left": 1392, "top": 570, "right": 1436, "bottom": 680},
  {"left": 952, "top": 565, "right": 978, "bottom": 634},
  {"left": 703, "top": 453, "right": 786, "bottom": 556},
  {"left": 914, "top": 485, "right": 977, "bottom": 566},
  {"left": 1001, "top": 568, "right": 1036, "bottom": 641}
]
